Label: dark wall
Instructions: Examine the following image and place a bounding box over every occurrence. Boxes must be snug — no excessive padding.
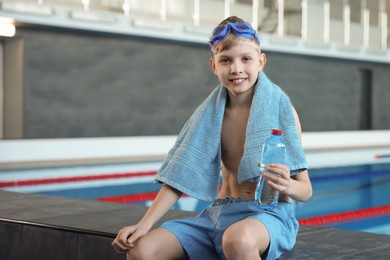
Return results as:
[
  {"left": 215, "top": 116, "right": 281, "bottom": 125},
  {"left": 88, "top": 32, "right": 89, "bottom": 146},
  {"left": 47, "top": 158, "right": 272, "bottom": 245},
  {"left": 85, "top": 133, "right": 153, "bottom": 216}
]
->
[
  {"left": 264, "top": 52, "right": 390, "bottom": 132},
  {"left": 20, "top": 27, "right": 219, "bottom": 138},
  {"left": 15, "top": 27, "right": 390, "bottom": 138}
]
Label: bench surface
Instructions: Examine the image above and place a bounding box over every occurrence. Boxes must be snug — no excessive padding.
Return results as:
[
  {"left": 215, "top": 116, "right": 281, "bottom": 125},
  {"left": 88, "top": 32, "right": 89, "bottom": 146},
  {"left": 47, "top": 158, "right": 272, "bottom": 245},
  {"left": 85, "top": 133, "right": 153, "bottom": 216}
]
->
[{"left": 1, "top": 190, "right": 390, "bottom": 259}]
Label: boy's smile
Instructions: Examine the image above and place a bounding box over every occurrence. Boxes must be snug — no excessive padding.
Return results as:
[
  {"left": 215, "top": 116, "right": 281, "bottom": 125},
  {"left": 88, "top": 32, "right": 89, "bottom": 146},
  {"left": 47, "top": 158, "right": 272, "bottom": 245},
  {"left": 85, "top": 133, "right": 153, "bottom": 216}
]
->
[
  {"left": 210, "top": 40, "right": 266, "bottom": 96},
  {"left": 229, "top": 77, "right": 247, "bottom": 85}
]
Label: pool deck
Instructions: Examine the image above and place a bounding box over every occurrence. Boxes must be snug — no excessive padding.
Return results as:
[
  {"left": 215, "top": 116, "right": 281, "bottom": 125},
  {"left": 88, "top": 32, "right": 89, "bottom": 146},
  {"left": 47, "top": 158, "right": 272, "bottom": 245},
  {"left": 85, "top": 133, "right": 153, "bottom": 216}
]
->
[{"left": 1, "top": 190, "right": 390, "bottom": 260}]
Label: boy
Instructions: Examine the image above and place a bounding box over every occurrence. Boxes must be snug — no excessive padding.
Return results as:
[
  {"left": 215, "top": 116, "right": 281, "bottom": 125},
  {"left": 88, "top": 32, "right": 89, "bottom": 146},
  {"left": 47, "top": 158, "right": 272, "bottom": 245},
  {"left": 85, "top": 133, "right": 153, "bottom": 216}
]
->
[{"left": 112, "top": 16, "right": 312, "bottom": 260}]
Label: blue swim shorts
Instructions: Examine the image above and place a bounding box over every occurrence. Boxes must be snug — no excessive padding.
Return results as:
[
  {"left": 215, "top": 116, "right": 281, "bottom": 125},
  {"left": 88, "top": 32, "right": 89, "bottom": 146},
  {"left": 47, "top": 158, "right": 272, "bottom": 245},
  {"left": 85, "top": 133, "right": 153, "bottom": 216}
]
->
[{"left": 160, "top": 198, "right": 298, "bottom": 260}]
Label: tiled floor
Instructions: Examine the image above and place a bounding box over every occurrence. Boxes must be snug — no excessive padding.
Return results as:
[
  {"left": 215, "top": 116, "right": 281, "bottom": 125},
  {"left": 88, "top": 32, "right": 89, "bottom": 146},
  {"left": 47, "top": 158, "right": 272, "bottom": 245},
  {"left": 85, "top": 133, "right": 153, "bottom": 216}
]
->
[{"left": 1, "top": 190, "right": 390, "bottom": 259}]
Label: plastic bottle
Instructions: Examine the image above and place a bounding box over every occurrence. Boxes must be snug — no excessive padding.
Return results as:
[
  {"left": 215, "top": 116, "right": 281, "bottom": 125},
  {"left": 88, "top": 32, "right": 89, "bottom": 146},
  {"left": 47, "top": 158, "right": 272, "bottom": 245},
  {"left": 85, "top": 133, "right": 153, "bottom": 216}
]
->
[{"left": 254, "top": 129, "right": 286, "bottom": 210}]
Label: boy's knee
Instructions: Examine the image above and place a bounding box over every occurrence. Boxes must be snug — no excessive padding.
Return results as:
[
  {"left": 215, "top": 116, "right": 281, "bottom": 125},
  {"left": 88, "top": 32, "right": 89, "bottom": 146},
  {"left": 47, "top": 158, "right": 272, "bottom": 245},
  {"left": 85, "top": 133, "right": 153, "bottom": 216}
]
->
[
  {"left": 126, "top": 241, "right": 155, "bottom": 260},
  {"left": 126, "top": 247, "right": 144, "bottom": 260},
  {"left": 126, "top": 248, "right": 154, "bottom": 260},
  {"left": 222, "top": 226, "right": 256, "bottom": 254}
]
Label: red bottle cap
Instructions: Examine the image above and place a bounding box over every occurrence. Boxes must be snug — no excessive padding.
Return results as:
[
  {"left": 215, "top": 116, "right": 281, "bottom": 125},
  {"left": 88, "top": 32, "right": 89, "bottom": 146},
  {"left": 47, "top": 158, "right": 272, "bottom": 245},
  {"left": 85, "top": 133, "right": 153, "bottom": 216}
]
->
[{"left": 271, "top": 129, "right": 282, "bottom": 136}]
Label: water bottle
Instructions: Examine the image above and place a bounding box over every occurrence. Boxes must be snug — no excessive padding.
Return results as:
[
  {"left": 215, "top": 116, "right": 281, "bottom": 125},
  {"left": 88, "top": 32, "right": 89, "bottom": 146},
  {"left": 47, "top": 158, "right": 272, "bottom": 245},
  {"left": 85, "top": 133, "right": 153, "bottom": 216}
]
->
[{"left": 254, "top": 129, "right": 286, "bottom": 210}]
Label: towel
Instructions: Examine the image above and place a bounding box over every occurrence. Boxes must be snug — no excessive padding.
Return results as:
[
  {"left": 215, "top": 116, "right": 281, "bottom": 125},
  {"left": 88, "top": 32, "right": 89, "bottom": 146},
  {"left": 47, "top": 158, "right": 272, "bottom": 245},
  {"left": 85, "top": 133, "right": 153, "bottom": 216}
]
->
[{"left": 155, "top": 72, "right": 308, "bottom": 201}]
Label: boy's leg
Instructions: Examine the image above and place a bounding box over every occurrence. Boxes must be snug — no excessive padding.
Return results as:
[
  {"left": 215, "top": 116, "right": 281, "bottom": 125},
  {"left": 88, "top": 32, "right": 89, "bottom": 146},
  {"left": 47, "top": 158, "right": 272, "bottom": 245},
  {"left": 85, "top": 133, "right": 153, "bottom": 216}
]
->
[
  {"left": 222, "top": 218, "right": 269, "bottom": 260},
  {"left": 127, "top": 228, "right": 188, "bottom": 260}
]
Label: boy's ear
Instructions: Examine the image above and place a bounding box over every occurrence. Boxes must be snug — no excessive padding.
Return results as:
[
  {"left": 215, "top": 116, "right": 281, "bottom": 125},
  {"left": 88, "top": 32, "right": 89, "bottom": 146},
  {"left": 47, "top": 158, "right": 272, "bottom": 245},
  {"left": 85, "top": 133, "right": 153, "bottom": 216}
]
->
[
  {"left": 258, "top": 53, "right": 267, "bottom": 71},
  {"left": 210, "top": 58, "right": 218, "bottom": 75}
]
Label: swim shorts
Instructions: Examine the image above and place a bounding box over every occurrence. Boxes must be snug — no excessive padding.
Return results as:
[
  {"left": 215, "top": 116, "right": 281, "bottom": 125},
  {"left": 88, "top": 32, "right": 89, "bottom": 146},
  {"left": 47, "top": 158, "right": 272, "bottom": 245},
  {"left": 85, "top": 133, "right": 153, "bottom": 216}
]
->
[{"left": 160, "top": 198, "right": 298, "bottom": 260}]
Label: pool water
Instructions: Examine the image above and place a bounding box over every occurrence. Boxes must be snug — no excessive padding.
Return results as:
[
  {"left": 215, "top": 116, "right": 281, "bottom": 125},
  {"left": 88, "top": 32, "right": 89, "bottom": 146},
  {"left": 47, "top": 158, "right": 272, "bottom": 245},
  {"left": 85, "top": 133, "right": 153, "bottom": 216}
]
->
[
  {"left": 1, "top": 162, "right": 390, "bottom": 235},
  {"left": 296, "top": 162, "right": 390, "bottom": 234}
]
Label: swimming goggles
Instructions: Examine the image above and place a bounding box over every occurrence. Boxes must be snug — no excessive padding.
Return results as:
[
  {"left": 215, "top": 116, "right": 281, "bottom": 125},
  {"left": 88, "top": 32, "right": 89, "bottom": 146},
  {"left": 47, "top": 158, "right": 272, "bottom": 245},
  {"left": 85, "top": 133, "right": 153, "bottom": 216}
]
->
[{"left": 209, "top": 22, "right": 260, "bottom": 46}]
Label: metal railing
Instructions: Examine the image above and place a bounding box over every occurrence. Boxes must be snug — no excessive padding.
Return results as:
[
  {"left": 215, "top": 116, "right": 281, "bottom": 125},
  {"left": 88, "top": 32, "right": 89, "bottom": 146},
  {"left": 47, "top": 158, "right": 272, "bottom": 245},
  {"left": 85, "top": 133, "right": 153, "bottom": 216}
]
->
[{"left": 1, "top": 0, "right": 389, "bottom": 50}]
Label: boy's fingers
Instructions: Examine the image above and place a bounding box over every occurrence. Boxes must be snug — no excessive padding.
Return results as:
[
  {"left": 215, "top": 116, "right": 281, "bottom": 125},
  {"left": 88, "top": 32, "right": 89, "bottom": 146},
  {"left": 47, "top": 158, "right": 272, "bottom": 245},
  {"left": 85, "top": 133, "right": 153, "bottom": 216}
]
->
[
  {"left": 127, "top": 228, "right": 146, "bottom": 245},
  {"left": 112, "top": 239, "right": 130, "bottom": 253},
  {"left": 112, "top": 226, "right": 137, "bottom": 255}
]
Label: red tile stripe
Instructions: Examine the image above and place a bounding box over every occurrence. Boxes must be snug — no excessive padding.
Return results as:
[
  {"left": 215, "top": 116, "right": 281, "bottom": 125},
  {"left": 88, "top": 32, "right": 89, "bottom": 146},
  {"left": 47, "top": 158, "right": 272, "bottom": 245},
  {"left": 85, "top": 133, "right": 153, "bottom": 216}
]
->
[
  {"left": 375, "top": 154, "right": 390, "bottom": 159},
  {"left": 0, "top": 170, "right": 157, "bottom": 188},
  {"left": 97, "top": 191, "right": 190, "bottom": 203},
  {"left": 298, "top": 204, "right": 390, "bottom": 226},
  {"left": 98, "top": 191, "right": 159, "bottom": 203}
]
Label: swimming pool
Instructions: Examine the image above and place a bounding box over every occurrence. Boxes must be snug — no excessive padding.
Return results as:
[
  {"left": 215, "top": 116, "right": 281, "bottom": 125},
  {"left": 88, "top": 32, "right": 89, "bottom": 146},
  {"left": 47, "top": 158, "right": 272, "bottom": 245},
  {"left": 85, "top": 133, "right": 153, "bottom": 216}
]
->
[
  {"left": 1, "top": 160, "right": 390, "bottom": 235},
  {"left": 1, "top": 131, "right": 390, "bottom": 234},
  {"left": 296, "top": 162, "right": 390, "bottom": 234}
]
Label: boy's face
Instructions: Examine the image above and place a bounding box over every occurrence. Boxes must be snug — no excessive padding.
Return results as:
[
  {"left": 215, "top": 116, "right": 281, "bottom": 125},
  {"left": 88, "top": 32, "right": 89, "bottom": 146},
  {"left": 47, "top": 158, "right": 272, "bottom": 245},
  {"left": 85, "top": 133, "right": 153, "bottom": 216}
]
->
[{"left": 210, "top": 39, "right": 266, "bottom": 97}]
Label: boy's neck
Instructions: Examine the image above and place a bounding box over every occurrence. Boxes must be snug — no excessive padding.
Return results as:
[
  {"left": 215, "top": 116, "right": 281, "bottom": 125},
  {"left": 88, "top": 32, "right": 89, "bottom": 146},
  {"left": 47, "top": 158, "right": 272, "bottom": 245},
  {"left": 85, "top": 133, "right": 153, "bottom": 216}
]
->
[{"left": 226, "top": 87, "right": 254, "bottom": 109}]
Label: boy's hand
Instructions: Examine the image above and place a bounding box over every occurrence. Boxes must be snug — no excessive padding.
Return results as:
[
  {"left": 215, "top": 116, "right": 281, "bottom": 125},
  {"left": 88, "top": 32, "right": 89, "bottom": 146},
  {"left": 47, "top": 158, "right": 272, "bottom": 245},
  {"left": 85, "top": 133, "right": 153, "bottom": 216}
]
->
[
  {"left": 112, "top": 224, "right": 149, "bottom": 254},
  {"left": 262, "top": 163, "right": 292, "bottom": 196}
]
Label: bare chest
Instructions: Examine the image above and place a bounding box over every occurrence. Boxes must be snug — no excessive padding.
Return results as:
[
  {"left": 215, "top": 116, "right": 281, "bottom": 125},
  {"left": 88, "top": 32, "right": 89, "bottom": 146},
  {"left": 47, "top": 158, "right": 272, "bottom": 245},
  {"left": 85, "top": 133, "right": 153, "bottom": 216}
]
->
[{"left": 221, "top": 108, "right": 250, "bottom": 167}]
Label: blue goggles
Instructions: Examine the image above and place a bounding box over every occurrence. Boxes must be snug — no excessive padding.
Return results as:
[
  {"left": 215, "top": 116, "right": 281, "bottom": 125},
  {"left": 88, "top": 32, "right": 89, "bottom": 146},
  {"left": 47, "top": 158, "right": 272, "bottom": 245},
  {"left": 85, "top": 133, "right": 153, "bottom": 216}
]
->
[{"left": 209, "top": 22, "right": 260, "bottom": 46}]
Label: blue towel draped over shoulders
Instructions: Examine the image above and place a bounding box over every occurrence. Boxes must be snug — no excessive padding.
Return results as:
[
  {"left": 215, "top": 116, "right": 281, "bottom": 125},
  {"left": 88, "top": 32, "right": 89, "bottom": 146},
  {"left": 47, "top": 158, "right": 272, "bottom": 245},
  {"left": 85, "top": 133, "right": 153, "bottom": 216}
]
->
[{"left": 155, "top": 72, "right": 307, "bottom": 201}]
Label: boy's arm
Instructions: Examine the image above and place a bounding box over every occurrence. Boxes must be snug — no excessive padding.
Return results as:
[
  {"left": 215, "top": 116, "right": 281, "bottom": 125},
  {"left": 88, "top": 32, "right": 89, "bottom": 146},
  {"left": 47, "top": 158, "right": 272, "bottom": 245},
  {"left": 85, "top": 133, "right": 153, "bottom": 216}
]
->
[
  {"left": 288, "top": 107, "right": 312, "bottom": 202},
  {"left": 262, "top": 106, "right": 312, "bottom": 202},
  {"left": 137, "top": 184, "right": 182, "bottom": 231},
  {"left": 287, "top": 170, "right": 312, "bottom": 202},
  {"left": 112, "top": 184, "right": 182, "bottom": 252}
]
